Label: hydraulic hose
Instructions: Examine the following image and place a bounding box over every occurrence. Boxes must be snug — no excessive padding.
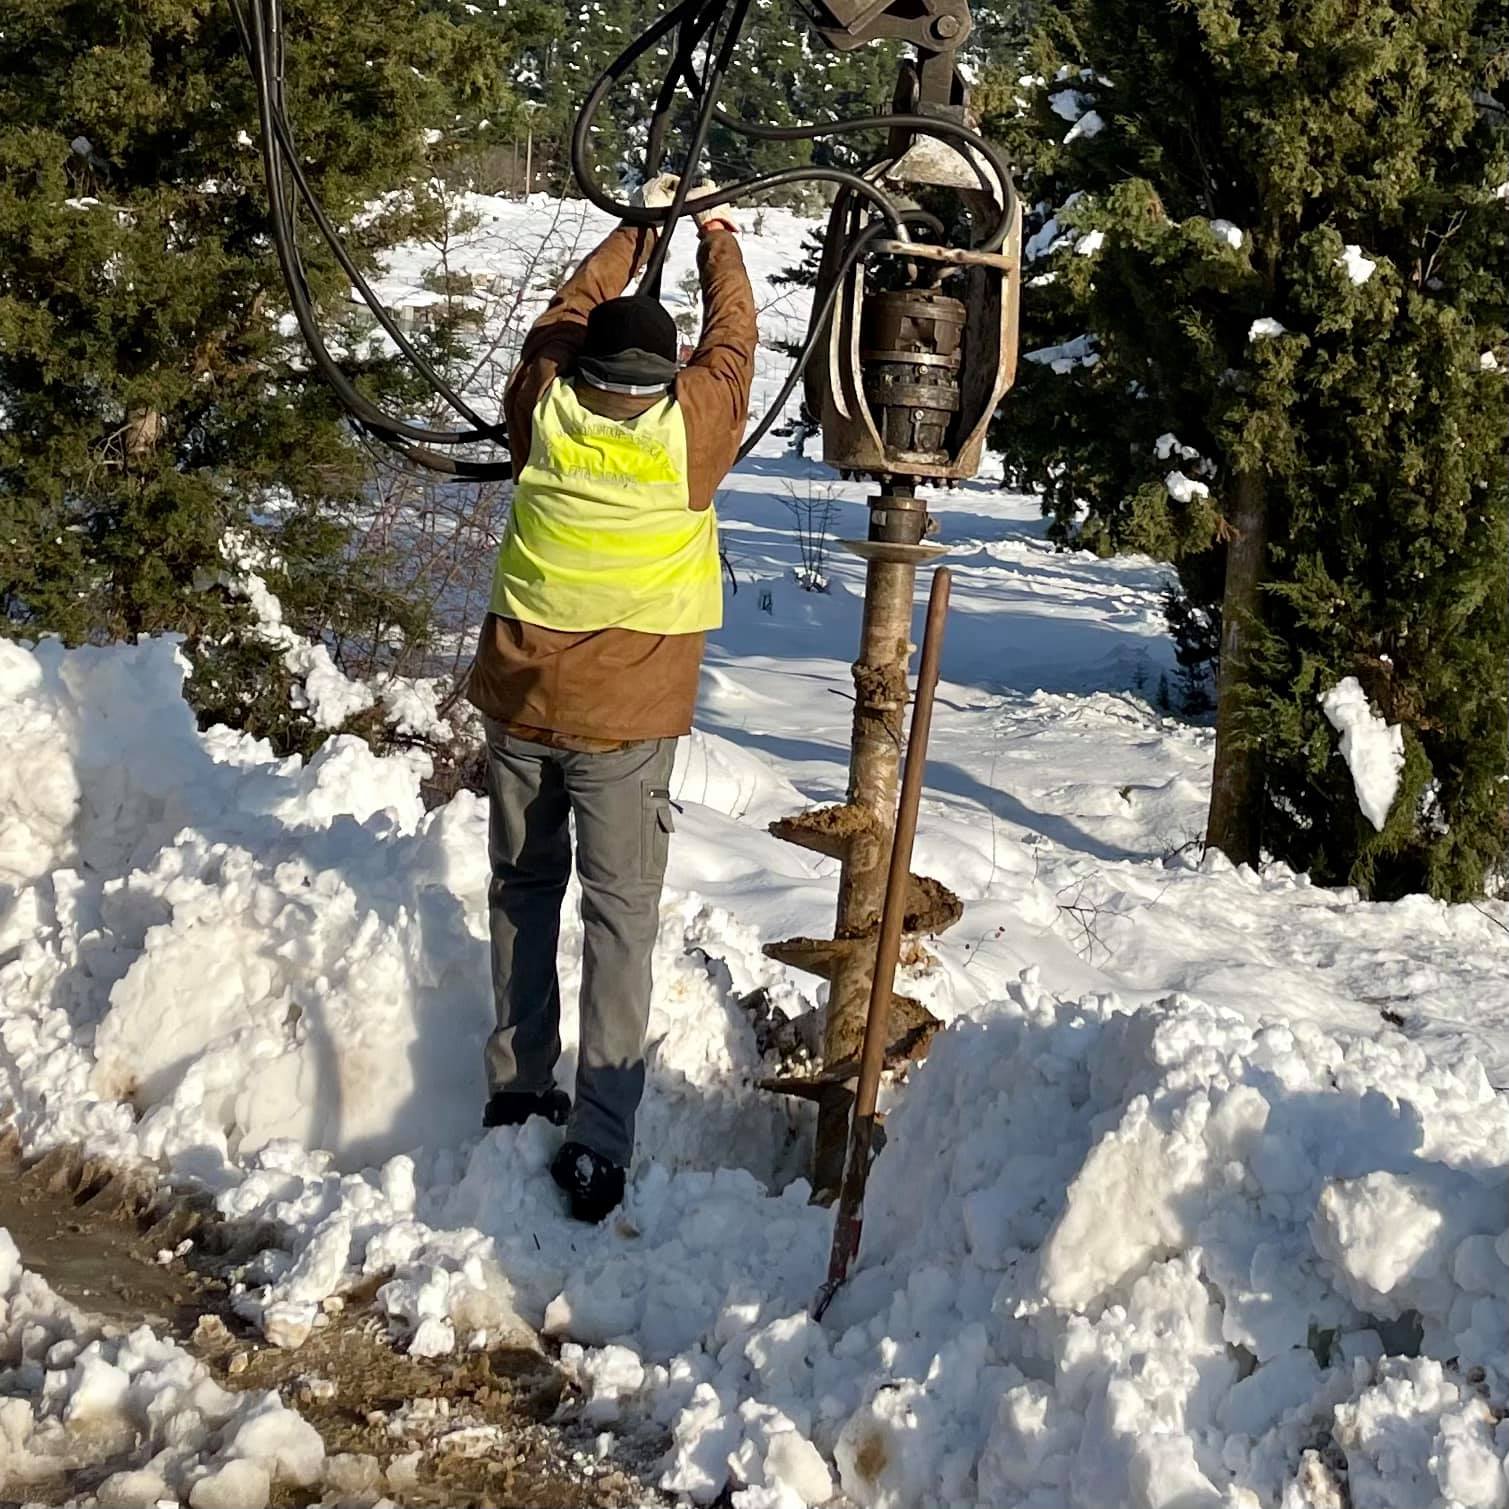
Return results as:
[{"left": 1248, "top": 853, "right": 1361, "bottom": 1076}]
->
[
  {"left": 236, "top": 0, "right": 514, "bottom": 475},
  {"left": 571, "top": 0, "right": 1011, "bottom": 462},
  {"left": 644, "top": 0, "right": 724, "bottom": 176},
  {"left": 237, "top": 10, "right": 494, "bottom": 429},
  {"left": 691, "top": 107, "right": 1017, "bottom": 252},
  {"left": 569, "top": 0, "right": 918, "bottom": 242},
  {"left": 735, "top": 219, "right": 887, "bottom": 462},
  {"left": 242, "top": 0, "right": 502, "bottom": 445},
  {"left": 240, "top": 0, "right": 1017, "bottom": 478},
  {"left": 637, "top": 0, "right": 753, "bottom": 298},
  {"left": 571, "top": 0, "right": 1013, "bottom": 249}
]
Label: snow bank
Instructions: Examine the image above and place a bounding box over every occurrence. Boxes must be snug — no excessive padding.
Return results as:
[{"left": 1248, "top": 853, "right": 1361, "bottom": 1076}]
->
[
  {"left": 0, "top": 633, "right": 805, "bottom": 1342},
  {"left": 1321, "top": 677, "right": 1405, "bottom": 831},
  {"left": 603, "top": 976, "right": 1507, "bottom": 1508},
  {"left": 5, "top": 635, "right": 1507, "bottom": 1509},
  {"left": 1, "top": 634, "right": 796, "bottom": 1174},
  {"left": 0, "top": 635, "right": 447, "bottom": 1166}
]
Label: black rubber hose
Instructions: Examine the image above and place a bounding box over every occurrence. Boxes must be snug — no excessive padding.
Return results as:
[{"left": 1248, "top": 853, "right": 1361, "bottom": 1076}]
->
[
  {"left": 639, "top": 0, "right": 727, "bottom": 296},
  {"left": 272, "top": 131, "right": 499, "bottom": 433},
  {"left": 241, "top": 0, "right": 1018, "bottom": 480},
  {"left": 276, "top": 124, "right": 499, "bottom": 432},
  {"left": 702, "top": 108, "right": 1017, "bottom": 251},
  {"left": 569, "top": 0, "right": 913, "bottom": 240},
  {"left": 241, "top": 0, "right": 511, "bottom": 461},
  {"left": 247, "top": 0, "right": 391, "bottom": 433},
  {"left": 666, "top": 60, "right": 1016, "bottom": 251},
  {"left": 735, "top": 220, "right": 887, "bottom": 461},
  {"left": 638, "top": 0, "right": 753, "bottom": 298},
  {"left": 570, "top": 0, "right": 988, "bottom": 464},
  {"left": 238, "top": 0, "right": 497, "bottom": 431},
  {"left": 572, "top": 0, "right": 707, "bottom": 210},
  {"left": 247, "top": 0, "right": 504, "bottom": 445},
  {"left": 576, "top": 149, "right": 912, "bottom": 244},
  {"left": 617, "top": 21, "right": 1016, "bottom": 251},
  {"left": 382, "top": 432, "right": 520, "bottom": 480},
  {"left": 644, "top": 0, "right": 722, "bottom": 176}
]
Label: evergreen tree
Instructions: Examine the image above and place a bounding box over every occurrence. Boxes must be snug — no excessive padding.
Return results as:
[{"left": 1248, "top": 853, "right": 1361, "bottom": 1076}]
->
[
  {"left": 0, "top": 0, "right": 514, "bottom": 752},
  {"left": 990, "top": 0, "right": 1508, "bottom": 900},
  {"left": 971, "top": 0, "right": 1043, "bottom": 56},
  {"left": 1163, "top": 587, "right": 1217, "bottom": 714}
]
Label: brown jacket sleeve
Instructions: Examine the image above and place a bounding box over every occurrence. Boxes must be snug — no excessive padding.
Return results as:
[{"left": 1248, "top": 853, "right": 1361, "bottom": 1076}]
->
[
  {"left": 674, "top": 230, "right": 757, "bottom": 511},
  {"left": 503, "top": 224, "right": 657, "bottom": 482}
]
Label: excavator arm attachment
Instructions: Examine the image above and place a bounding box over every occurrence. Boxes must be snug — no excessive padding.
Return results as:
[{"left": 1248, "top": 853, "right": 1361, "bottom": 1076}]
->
[{"left": 798, "top": 0, "right": 1021, "bottom": 489}]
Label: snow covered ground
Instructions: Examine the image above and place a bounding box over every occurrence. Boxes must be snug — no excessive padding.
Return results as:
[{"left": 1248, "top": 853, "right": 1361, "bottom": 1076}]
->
[{"left": 2, "top": 198, "right": 1506, "bottom": 1508}]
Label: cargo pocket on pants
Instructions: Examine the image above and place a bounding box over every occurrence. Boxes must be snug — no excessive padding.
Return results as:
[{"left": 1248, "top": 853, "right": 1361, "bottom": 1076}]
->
[{"left": 641, "top": 783, "right": 674, "bottom": 881}]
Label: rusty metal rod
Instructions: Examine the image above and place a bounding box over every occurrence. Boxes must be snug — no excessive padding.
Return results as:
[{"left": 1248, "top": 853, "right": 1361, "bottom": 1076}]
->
[{"left": 819, "top": 567, "right": 951, "bottom": 1308}]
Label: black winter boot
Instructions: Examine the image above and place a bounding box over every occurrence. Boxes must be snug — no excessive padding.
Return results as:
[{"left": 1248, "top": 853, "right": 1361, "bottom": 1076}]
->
[
  {"left": 550, "top": 1141, "right": 626, "bottom": 1224},
  {"left": 482, "top": 1087, "right": 571, "bottom": 1130}
]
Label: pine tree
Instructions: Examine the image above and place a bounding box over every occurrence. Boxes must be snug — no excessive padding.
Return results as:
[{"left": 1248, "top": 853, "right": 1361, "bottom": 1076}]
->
[
  {"left": 0, "top": 0, "right": 515, "bottom": 752},
  {"left": 990, "top": 0, "right": 1508, "bottom": 900},
  {"left": 1163, "top": 587, "right": 1217, "bottom": 715}
]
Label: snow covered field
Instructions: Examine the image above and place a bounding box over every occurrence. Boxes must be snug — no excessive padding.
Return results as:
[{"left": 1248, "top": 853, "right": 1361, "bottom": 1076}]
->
[{"left": 2, "top": 198, "right": 1506, "bottom": 1508}]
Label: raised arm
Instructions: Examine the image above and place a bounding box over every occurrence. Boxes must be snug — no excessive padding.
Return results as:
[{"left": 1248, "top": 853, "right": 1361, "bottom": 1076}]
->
[
  {"left": 676, "top": 228, "right": 758, "bottom": 509},
  {"left": 504, "top": 224, "right": 656, "bottom": 477}
]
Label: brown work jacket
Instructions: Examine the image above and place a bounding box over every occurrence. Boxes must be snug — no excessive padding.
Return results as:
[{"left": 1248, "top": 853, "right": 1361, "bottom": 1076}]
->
[{"left": 467, "top": 224, "right": 757, "bottom": 747}]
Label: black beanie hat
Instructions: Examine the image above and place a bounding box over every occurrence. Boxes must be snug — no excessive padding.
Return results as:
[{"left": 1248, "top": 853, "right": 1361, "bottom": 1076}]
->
[{"left": 577, "top": 295, "right": 680, "bottom": 392}]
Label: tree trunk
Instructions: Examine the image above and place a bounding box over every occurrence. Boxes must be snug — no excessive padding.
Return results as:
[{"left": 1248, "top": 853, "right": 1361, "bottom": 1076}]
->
[{"left": 1206, "top": 468, "right": 1268, "bottom": 866}]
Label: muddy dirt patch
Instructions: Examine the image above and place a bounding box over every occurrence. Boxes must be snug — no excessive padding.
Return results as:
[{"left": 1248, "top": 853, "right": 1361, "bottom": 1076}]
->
[{"left": 0, "top": 1137, "right": 663, "bottom": 1507}]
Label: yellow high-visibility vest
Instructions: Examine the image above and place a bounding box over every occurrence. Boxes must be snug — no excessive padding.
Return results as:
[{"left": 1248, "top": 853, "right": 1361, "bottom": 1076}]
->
[{"left": 488, "top": 378, "right": 722, "bottom": 634}]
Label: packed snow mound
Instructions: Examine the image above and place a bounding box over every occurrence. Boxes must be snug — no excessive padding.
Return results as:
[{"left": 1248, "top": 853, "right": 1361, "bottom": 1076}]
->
[
  {"left": 5, "top": 635, "right": 1508, "bottom": 1509},
  {"left": 0, "top": 635, "right": 800, "bottom": 1182},
  {"left": 0, "top": 635, "right": 459, "bottom": 1165},
  {"left": 624, "top": 978, "right": 1506, "bottom": 1509},
  {"left": 857, "top": 983, "right": 1504, "bottom": 1501}
]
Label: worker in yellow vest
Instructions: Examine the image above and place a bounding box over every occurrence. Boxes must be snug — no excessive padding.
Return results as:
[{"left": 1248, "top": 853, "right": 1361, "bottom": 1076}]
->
[{"left": 467, "top": 176, "right": 756, "bottom": 1222}]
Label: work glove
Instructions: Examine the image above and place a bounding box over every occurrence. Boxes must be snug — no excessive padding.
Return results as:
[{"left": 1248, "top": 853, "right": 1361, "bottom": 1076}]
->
[
  {"left": 691, "top": 179, "right": 738, "bottom": 235},
  {"left": 633, "top": 173, "right": 738, "bottom": 233},
  {"left": 635, "top": 172, "right": 681, "bottom": 209}
]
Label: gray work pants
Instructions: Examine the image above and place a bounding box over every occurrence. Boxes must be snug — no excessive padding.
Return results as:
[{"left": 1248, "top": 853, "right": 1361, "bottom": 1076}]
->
[{"left": 482, "top": 718, "right": 677, "bottom": 1166}]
